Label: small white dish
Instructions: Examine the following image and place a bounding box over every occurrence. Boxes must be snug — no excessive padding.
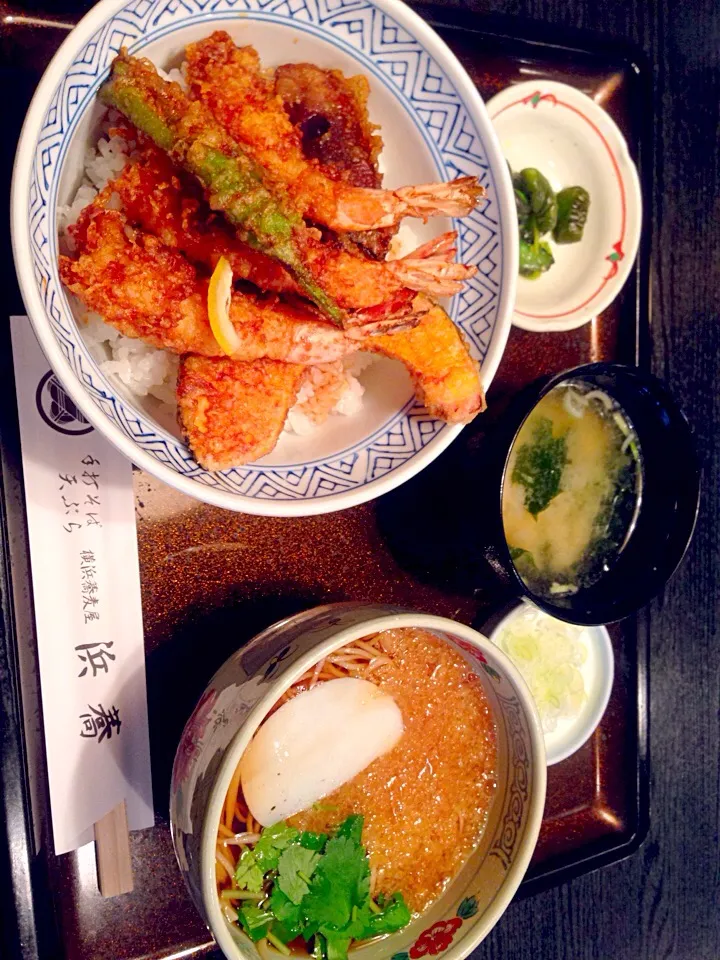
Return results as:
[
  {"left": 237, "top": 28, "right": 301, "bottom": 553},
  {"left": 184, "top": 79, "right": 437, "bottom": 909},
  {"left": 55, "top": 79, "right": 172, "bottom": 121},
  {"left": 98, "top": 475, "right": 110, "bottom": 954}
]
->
[
  {"left": 487, "top": 80, "right": 642, "bottom": 332},
  {"left": 488, "top": 601, "right": 614, "bottom": 766}
]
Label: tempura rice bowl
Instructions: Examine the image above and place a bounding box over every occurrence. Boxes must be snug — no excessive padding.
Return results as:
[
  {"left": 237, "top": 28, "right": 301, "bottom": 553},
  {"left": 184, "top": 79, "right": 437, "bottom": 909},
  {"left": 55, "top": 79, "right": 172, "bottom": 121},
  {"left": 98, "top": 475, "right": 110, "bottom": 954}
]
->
[
  {"left": 170, "top": 603, "right": 545, "bottom": 960},
  {"left": 12, "top": 0, "right": 517, "bottom": 515},
  {"left": 58, "top": 120, "right": 379, "bottom": 440}
]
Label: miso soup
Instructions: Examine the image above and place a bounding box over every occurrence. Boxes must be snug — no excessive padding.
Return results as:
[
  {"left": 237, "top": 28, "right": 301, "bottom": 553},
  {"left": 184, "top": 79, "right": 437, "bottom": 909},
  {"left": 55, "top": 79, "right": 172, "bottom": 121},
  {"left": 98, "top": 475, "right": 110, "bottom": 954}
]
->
[{"left": 502, "top": 381, "right": 642, "bottom": 598}]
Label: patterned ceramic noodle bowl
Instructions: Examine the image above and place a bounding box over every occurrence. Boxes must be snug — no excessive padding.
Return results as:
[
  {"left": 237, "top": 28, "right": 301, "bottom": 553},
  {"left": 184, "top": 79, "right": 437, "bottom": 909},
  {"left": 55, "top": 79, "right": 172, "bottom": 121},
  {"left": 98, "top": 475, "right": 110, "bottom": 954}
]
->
[{"left": 170, "top": 603, "right": 546, "bottom": 960}]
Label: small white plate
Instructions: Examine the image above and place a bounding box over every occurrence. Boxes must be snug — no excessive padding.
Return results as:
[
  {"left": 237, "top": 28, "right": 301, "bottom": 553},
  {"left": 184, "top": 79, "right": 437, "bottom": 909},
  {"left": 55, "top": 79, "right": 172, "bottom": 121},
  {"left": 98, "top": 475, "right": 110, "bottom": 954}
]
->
[
  {"left": 488, "top": 602, "right": 614, "bottom": 766},
  {"left": 487, "top": 80, "right": 642, "bottom": 332}
]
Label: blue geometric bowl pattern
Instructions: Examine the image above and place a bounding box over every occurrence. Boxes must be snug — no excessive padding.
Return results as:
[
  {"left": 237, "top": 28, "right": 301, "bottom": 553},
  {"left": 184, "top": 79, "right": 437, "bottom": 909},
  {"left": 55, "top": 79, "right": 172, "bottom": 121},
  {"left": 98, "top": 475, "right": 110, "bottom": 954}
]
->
[{"left": 27, "top": 0, "right": 508, "bottom": 505}]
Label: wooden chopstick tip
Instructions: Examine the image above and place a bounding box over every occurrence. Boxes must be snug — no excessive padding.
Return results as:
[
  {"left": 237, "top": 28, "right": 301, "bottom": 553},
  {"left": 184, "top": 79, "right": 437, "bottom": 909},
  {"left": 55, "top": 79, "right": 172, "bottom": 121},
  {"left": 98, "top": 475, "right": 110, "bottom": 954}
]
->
[{"left": 94, "top": 799, "right": 134, "bottom": 897}]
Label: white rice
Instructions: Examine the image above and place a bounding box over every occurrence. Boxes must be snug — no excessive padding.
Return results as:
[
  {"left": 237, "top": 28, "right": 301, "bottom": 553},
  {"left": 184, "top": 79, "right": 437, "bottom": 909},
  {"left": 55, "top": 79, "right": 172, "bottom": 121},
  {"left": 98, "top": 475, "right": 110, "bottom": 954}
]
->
[
  {"left": 285, "top": 360, "right": 367, "bottom": 436},
  {"left": 60, "top": 121, "right": 375, "bottom": 440},
  {"left": 82, "top": 313, "right": 179, "bottom": 407},
  {"left": 158, "top": 65, "right": 187, "bottom": 89}
]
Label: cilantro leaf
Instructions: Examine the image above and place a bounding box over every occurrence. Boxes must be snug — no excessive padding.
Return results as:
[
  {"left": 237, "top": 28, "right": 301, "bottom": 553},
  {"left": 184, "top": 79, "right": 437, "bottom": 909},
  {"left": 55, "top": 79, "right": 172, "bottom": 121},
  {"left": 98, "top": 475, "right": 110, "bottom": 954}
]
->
[
  {"left": 268, "top": 887, "right": 306, "bottom": 946},
  {"left": 334, "top": 902, "right": 372, "bottom": 940},
  {"left": 238, "top": 905, "right": 273, "bottom": 942},
  {"left": 365, "top": 893, "right": 411, "bottom": 936},
  {"left": 328, "top": 893, "right": 409, "bottom": 943},
  {"left": 302, "top": 917, "right": 321, "bottom": 941},
  {"left": 301, "top": 831, "right": 328, "bottom": 851},
  {"left": 269, "top": 885, "right": 303, "bottom": 935},
  {"left": 334, "top": 815, "right": 363, "bottom": 845},
  {"left": 302, "top": 835, "right": 370, "bottom": 930},
  {"left": 235, "top": 822, "right": 301, "bottom": 893},
  {"left": 325, "top": 936, "right": 352, "bottom": 960},
  {"left": 254, "top": 822, "right": 300, "bottom": 872},
  {"left": 234, "top": 848, "right": 264, "bottom": 893},
  {"left": 246, "top": 814, "right": 410, "bottom": 956},
  {"left": 269, "top": 920, "right": 299, "bottom": 946},
  {"left": 278, "top": 845, "right": 321, "bottom": 904}
]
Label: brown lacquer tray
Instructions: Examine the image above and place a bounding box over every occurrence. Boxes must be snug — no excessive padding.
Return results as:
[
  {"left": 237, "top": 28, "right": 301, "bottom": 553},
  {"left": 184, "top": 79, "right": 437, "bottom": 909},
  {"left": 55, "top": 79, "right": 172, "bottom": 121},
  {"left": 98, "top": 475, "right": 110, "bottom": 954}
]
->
[{"left": 0, "top": 5, "right": 649, "bottom": 959}]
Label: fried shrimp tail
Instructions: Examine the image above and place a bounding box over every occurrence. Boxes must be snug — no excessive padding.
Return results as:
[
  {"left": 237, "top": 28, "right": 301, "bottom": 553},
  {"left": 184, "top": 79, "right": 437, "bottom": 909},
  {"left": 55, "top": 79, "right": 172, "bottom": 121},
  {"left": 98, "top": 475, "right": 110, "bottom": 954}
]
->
[
  {"left": 395, "top": 177, "right": 484, "bottom": 220},
  {"left": 385, "top": 230, "right": 477, "bottom": 298},
  {"left": 331, "top": 177, "right": 484, "bottom": 231},
  {"left": 387, "top": 258, "right": 477, "bottom": 298},
  {"left": 185, "top": 32, "right": 484, "bottom": 232},
  {"left": 405, "top": 231, "right": 459, "bottom": 261}
]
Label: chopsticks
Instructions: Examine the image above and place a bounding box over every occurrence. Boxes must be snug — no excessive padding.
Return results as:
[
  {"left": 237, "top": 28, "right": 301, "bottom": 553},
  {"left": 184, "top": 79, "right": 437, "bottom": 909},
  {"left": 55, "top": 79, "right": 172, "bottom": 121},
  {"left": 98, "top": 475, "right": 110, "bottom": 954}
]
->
[{"left": 94, "top": 800, "right": 133, "bottom": 896}]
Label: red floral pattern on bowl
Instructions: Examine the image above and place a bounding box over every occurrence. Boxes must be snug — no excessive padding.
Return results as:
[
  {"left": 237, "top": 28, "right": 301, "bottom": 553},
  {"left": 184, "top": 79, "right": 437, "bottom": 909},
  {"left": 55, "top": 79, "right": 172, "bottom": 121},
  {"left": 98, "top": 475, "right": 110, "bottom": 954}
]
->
[{"left": 409, "top": 918, "right": 463, "bottom": 958}]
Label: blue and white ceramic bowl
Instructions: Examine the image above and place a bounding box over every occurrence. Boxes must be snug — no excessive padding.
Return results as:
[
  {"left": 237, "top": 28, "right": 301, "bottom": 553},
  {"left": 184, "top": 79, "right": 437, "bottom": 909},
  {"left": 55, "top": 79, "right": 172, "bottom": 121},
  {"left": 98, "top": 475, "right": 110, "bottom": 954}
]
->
[{"left": 12, "top": 0, "right": 517, "bottom": 516}]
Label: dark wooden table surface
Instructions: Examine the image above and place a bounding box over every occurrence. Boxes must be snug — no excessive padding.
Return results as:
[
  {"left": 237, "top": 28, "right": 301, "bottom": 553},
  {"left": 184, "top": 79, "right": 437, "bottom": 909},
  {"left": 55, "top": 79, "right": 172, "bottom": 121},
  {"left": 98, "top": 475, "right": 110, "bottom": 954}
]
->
[
  {"left": 1, "top": 1, "right": 718, "bottom": 959},
  {"left": 469, "top": 3, "right": 720, "bottom": 959}
]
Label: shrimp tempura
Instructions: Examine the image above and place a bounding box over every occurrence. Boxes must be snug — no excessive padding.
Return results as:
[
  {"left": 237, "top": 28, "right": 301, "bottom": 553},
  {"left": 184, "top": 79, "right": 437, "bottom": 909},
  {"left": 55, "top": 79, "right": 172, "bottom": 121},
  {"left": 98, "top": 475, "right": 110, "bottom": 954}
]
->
[{"left": 185, "top": 32, "right": 483, "bottom": 233}]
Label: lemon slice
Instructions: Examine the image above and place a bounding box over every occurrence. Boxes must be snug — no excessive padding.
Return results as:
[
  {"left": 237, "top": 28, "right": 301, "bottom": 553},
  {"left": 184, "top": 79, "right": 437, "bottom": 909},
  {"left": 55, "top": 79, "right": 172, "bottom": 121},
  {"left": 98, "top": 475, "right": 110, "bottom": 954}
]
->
[{"left": 208, "top": 256, "right": 240, "bottom": 356}]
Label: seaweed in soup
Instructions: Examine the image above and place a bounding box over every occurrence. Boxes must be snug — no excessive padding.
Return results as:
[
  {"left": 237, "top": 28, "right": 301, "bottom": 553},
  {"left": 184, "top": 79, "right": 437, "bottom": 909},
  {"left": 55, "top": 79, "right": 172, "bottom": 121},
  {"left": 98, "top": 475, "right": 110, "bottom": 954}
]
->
[{"left": 503, "top": 382, "right": 642, "bottom": 598}]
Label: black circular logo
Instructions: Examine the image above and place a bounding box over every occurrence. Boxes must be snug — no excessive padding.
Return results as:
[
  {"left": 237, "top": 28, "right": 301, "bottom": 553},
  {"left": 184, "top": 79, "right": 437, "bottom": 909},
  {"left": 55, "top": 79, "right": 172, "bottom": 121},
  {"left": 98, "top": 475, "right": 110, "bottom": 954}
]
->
[{"left": 35, "top": 371, "right": 93, "bottom": 436}]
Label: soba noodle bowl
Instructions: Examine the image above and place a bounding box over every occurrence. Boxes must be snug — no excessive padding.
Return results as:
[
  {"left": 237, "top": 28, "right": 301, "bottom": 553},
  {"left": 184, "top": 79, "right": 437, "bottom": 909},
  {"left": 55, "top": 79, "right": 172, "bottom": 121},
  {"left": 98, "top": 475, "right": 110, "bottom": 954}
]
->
[{"left": 216, "top": 628, "right": 497, "bottom": 956}]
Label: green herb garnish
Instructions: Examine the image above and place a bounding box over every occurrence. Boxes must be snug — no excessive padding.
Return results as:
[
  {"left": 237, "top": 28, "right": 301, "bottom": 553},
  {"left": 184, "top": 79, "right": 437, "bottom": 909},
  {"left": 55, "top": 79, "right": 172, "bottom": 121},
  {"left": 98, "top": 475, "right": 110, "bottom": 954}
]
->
[
  {"left": 511, "top": 416, "right": 568, "bottom": 516},
  {"left": 301, "top": 831, "right": 329, "bottom": 851},
  {"left": 363, "top": 893, "right": 411, "bottom": 936},
  {"left": 278, "top": 845, "right": 321, "bottom": 903},
  {"left": 255, "top": 822, "right": 300, "bottom": 869},
  {"left": 234, "top": 821, "right": 300, "bottom": 892},
  {"left": 508, "top": 545, "right": 538, "bottom": 570},
  {"left": 238, "top": 905, "right": 274, "bottom": 942},
  {"left": 230, "top": 815, "right": 410, "bottom": 960},
  {"left": 269, "top": 886, "right": 303, "bottom": 940},
  {"left": 234, "top": 848, "right": 265, "bottom": 893},
  {"left": 333, "top": 814, "right": 364, "bottom": 845}
]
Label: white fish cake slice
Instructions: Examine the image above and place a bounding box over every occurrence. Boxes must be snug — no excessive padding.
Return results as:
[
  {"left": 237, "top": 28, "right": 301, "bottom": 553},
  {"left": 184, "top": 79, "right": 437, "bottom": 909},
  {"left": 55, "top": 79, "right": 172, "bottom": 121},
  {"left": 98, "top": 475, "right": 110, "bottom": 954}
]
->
[{"left": 240, "top": 677, "right": 404, "bottom": 826}]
